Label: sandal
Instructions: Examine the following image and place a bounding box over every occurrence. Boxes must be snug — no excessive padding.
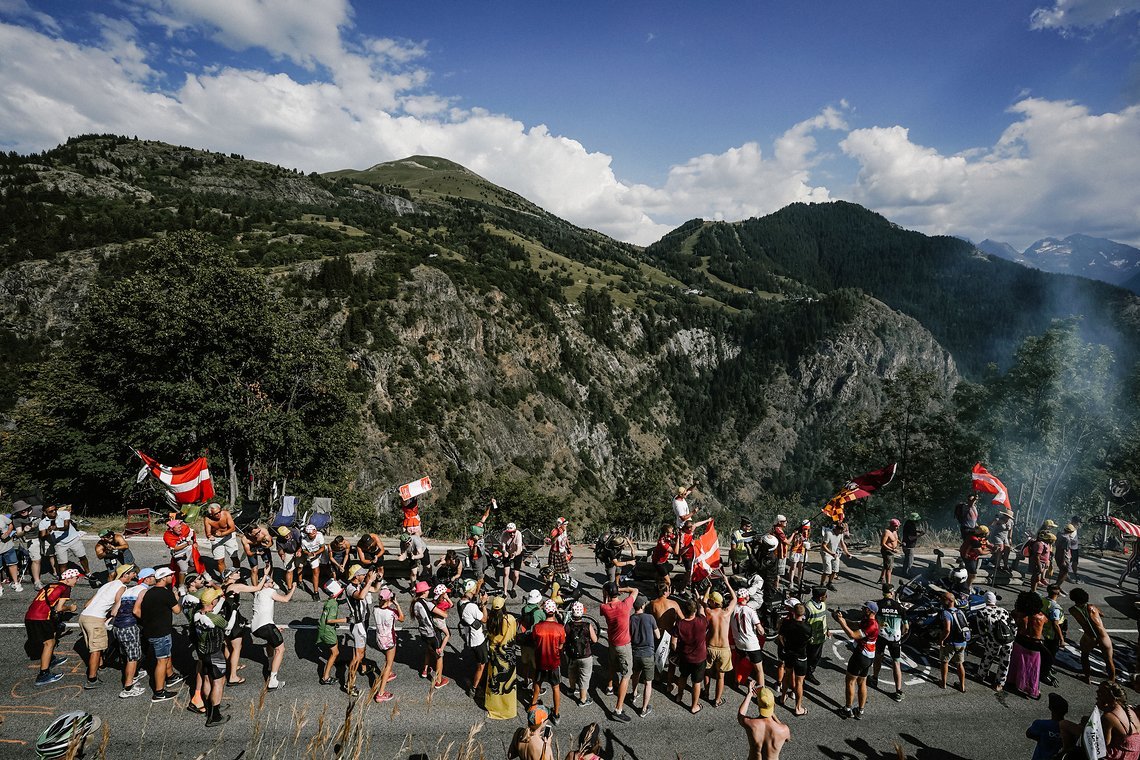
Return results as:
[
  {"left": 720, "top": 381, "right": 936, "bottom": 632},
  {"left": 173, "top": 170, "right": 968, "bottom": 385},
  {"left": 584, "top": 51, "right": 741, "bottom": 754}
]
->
[
  {"left": 227, "top": 677, "right": 246, "bottom": 685},
  {"left": 186, "top": 702, "right": 207, "bottom": 714}
]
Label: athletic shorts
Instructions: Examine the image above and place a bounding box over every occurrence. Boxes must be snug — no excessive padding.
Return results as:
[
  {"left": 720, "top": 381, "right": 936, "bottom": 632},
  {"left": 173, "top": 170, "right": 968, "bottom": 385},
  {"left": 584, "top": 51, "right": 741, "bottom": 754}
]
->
[
  {"left": 846, "top": 652, "right": 872, "bottom": 678},
  {"left": 79, "top": 615, "right": 109, "bottom": 653},
  {"left": 247, "top": 550, "right": 270, "bottom": 568},
  {"left": 609, "top": 644, "right": 632, "bottom": 676},
  {"left": 569, "top": 657, "right": 593, "bottom": 692},
  {"left": 149, "top": 634, "right": 173, "bottom": 659},
  {"left": 211, "top": 534, "right": 241, "bottom": 561},
  {"left": 468, "top": 640, "right": 489, "bottom": 664},
  {"left": 470, "top": 555, "right": 488, "bottom": 577},
  {"left": 204, "top": 652, "right": 227, "bottom": 679},
  {"left": 350, "top": 622, "right": 367, "bottom": 650},
  {"left": 963, "top": 558, "right": 979, "bottom": 574},
  {"left": 54, "top": 539, "right": 86, "bottom": 564},
  {"left": 739, "top": 648, "right": 765, "bottom": 665},
  {"left": 707, "top": 645, "right": 733, "bottom": 674},
  {"left": 253, "top": 623, "right": 284, "bottom": 648},
  {"left": 880, "top": 639, "right": 902, "bottom": 660},
  {"left": 782, "top": 653, "right": 808, "bottom": 677},
  {"left": 509, "top": 555, "right": 523, "bottom": 572},
  {"left": 678, "top": 659, "right": 706, "bottom": 683},
  {"left": 115, "top": 625, "right": 142, "bottom": 662},
  {"left": 279, "top": 554, "right": 297, "bottom": 572},
  {"left": 633, "top": 654, "right": 655, "bottom": 682},
  {"left": 777, "top": 558, "right": 787, "bottom": 575},
  {"left": 940, "top": 643, "right": 966, "bottom": 664},
  {"left": 25, "top": 619, "right": 56, "bottom": 650},
  {"left": 535, "top": 668, "right": 561, "bottom": 685}
]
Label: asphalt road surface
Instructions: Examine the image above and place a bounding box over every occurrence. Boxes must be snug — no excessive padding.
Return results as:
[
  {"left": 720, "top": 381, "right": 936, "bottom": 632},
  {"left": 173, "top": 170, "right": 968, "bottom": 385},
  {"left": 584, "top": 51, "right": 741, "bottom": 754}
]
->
[{"left": 1, "top": 537, "right": 1137, "bottom": 759}]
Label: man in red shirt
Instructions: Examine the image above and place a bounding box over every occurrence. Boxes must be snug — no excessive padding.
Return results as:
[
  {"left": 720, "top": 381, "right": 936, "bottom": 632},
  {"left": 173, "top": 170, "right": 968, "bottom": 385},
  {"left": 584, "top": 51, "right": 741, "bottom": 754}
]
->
[
  {"left": 834, "top": 600, "right": 879, "bottom": 720},
  {"left": 531, "top": 599, "right": 567, "bottom": 725},
  {"left": 599, "top": 581, "right": 638, "bottom": 722},
  {"left": 652, "top": 524, "right": 676, "bottom": 585},
  {"left": 25, "top": 567, "right": 81, "bottom": 686}
]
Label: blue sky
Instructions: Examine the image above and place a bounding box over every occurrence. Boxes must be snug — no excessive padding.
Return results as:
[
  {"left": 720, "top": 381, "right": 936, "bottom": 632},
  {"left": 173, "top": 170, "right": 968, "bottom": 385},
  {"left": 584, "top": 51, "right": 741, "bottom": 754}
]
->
[{"left": 1, "top": 0, "right": 1139, "bottom": 247}]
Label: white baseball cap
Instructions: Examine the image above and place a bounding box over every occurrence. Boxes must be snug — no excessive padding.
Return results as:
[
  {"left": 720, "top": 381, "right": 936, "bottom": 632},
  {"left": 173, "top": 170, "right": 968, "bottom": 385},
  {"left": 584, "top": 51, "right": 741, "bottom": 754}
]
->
[
  {"left": 776, "top": 514, "right": 787, "bottom": 523},
  {"left": 154, "top": 567, "right": 175, "bottom": 581}
]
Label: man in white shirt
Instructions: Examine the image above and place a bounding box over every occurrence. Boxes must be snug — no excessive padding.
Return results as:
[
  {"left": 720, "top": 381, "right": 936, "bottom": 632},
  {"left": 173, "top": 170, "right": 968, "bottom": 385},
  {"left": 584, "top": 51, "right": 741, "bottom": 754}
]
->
[
  {"left": 672, "top": 484, "right": 697, "bottom": 528},
  {"left": 0, "top": 511, "right": 23, "bottom": 593},
  {"left": 39, "top": 504, "right": 89, "bottom": 575},
  {"left": 79, "top": 563, "right": 137, "bottom": 689},
  {"left": 731, "top": 588, "right": 766, "bottom": 686},
  {"left": 458, "top": 579, "right": 489, "bottom": 695},
  {"left": 299, "top": 525, "right": 326, "bottom": 599},
  {"left": 249, "top": 577, "right": 295, "bottom": 690}
]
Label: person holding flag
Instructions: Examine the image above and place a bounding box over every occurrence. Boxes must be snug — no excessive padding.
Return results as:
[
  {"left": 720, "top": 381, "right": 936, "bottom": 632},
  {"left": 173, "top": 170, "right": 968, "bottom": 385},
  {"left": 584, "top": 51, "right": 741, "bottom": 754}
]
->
[{"left": 163, "top": 518, "right": 203, "bottom": 592}]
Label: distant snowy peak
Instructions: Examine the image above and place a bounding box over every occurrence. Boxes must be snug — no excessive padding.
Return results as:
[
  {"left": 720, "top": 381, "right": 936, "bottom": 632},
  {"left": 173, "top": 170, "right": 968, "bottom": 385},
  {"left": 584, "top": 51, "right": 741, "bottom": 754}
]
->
[{"left": 978, "top": 235, "right": 1140, "bottom": 293}]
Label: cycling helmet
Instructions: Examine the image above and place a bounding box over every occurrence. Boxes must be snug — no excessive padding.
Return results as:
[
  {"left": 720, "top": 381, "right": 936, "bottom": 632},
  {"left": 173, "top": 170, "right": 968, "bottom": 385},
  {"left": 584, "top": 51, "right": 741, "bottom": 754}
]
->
[
  {"left": 762, "top": 534, "right": 779, "bottom": 549},
  {"left": 950, "top": 567, "right": 968, "bottom": 583},
  {"left": 36, "top": 711, "right": 102, "bottom": 760}
]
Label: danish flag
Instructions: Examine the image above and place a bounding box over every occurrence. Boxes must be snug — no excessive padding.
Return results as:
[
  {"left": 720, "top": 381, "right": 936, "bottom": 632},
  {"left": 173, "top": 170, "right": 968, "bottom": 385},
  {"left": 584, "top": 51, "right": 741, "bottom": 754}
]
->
[
  {"left": 690, "top": 520, "right": 722, "bottom": 582},
  {"left": 971, "top": 463, "right": 1010, "bottom": 510},
  {"left": 134, "top": 450, "right": 215, "bottom": 505}
]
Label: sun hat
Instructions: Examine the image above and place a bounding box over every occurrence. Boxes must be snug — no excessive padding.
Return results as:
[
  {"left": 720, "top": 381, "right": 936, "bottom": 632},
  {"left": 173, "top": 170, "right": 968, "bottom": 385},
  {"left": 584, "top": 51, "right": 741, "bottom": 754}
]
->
[
  {"left": 543, "top": 599, "right": 557, "bottom": 615},
  {"left": 414, "top": 580, "right": 431, "bottom": 595},
  {"left": 199, "top": 588, "right": 223, "bottom": 606},
  {"left": 756, "top": 686, "right": 776, "bottom": 717},
  {"left": 349, "top": 564, "right": 367, "bottom": 577},
  {"left": 166, "top": 519, "right": 183, "bottom": 528},
  {"left": 762, "top": 534, "right": 778, "bottom": 548},
  {"left": 1064, "top": 523, "right": 1076, "bottom": 533},
  {"left": 113, "top": 564, "right": 136, "bottom": 579},
  {"left": 153, "top": 567, "right": 174, "bottom": 581},
  {"left": 378, "top": 587, "right": 394, "bottom": 601},
  {"left": 525, "top": 589, "right": 542, "bottom": 605},
  {"left": 676, "top": 486, "right": 687, "bottom": 496}
]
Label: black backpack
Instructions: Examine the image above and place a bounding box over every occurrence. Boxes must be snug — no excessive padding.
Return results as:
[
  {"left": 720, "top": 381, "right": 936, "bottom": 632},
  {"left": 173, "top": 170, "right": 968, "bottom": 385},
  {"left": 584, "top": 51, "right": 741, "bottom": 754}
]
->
[
  {"left": 949, "top": 609, "right": 971, "bottom": 644},
  {"left": 566, "top": 619, "right": 593, "bottom": 659},
  {"left": 989, "top": 615, "right": 1015, "bottom": 645}
]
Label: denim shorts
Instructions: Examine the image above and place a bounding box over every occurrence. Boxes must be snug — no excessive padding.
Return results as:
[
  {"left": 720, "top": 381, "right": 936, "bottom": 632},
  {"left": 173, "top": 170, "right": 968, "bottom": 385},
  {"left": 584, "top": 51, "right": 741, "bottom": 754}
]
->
[
  {"left": 0, "top": 548, "right": 17, "bottom": 566},
  {"left": 149, "top": 634, "right": 173, "bottom": 659}
]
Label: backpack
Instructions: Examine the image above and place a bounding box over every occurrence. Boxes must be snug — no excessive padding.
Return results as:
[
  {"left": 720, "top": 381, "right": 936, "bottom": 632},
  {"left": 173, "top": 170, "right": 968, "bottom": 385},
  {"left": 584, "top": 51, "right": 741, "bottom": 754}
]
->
[
  {"left": 989, "top": 615, "right": 1015, "bottom": 645},
  {"left": 566, "top": 619, "right": 593, "bottom": 660},
  {"left": 594, "top": 532, "right": 617, "bottom": 563},
  {"left": 458, "top": 600, "right": 483, "bottom": 646},
  {"left": 949, "top": 609, "right": 971, "bottom": 644}
]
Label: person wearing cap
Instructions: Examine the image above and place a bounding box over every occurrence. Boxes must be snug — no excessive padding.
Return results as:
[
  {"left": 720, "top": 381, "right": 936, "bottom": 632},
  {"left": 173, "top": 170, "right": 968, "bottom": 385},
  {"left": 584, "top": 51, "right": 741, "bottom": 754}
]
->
[
  {"left": 485, "top": 596, "right": 520, "bottom": 719},
  {"left": 772, "top": 516, "right": 789, "bottom": 590},
  {"left": 1069, "top": 586, "right": 1117, "bottom": 683},
  {"left": 705, "top": 576, "right": 739, "bottom": 708},
  {"left": 833, "top": 600, "right": 879, "bottom": 719},
  {"left": 600, "top": 581, "right": 638, "bottom": 721},
  {"left": 878, "top": 519, "right": 900, "bottom": 586},
  {"left": 399, "top": 530, "right": 431, "bottom": 587},
  {"left": 39, "top": 503, "right": 90, "bottom": 577},
  {"left": 729, "top": 518, "right": 755, "bottom": 575},
  {"left": 465, "top": 509, "right": 491, "bottom": 591},
  {"left": 344, "top": 566, "right": 381, "bottom": 695},
  {"left": 627, "top": 595, "right": 659, "bottom": 718},
  {"left": 737, "top": 684, "right": 790, "bottom": 760},
  {"left": 240, "top": 524, "right": 274, "bottom": 585},
  {"left": 786, "top": 520, "right": 811, "bottom": 590},
  {"left": 135, "top": 566, "right": 184, "bottom": 701},
  {"left": 458, "top": 579, "right": 489, "bottom": 696},
  {"left": 94, "top": 529, "right": 134, "bottom": 580},
  {"left": 1053, "top": 524, "right": 1075, "bottom": 588},
  {"left": 518, "top": 588, "right": 547, "bottom": 689},
  {"left": 316, "top": 580, "right": 347, "bottom": 686},
  {"left": 193, "top": 587, "right": 232, "bottom": 726},
  {"left": 954, "top": 494, "right": 980, "bottom": 540},
  {"left": 900, "top": 512, "right": 925, "bottom": 579},
  {"left": 412, "top": 578, "right": 451, "bottom": 689},
  {"left": 564, "top": 600, "right": 598, "bottom": 706},
  {"left": 672, "top": 483, "right": 698, "bottom": 528},
  {"left": 510, "top": 705, "right": 555, "bottom": 760},
  {"left": 499, "top": 522, "right": 525, "bottom": 598},
  {"left": 203, "top": 502, "right": 240, "bottom": 578},
  {"left": 818, "top": 519, "right": 850, "bottom": 591},
  {"left": 987, "top": 509, "right": 1013, "bottom": 576},
  {"left": 976, "top": 590, "right": 1015, "bottom": 691},
  {"left": 274, "top": 524, "right": 303, "bottom": 590},
  {"left": 299, "top": 524, "right": 327, "bottom": 599},
  {"left": 9, "top": 499, "right": 46, "bottom": 589},
  {"left": 1026, "top": 692, "right": 1078, "bottom": 760},
  {"left": 1030, "top": 530, "right": 1055, "bottom": 593},
  {"left": 547, "top": 517, "right": 572, "bottom": 581},
  {"left": 531, "top": 599, "right": 567, "bottom": 724},
  {"left": 112, "top": 566, "right": 154, "bottom": 698},
  {"left": 672, "top": 597, "right": 708, "bottom": 715},
  {"left": 938, "top": 591, "right": 970, "bottom": 692},
  {"left": 869, "top": 584, "right": 907, "bottom": 702},
  {"left": 960, "top": 524, "right": 991, "bottom": 590},
  {"left": 804, "top": 587, "right": 829, "bottom": 686},
  {"left": 372, "top": 585, "right": 404, "bottom": 703},
  {"left": 79, "top": 562, "right": 137, "bottom": 690},
  {"left": 731, "top": 585, "right": 766, "bottom": 687},
  {"left": 25, "top": 567, "right": 81, "bottom": 686}
]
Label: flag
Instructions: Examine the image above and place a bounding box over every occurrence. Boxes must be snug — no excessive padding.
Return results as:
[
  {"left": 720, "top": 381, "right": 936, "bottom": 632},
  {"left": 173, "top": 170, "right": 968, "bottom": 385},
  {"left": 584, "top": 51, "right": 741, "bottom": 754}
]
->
[
  {"left": 690, "top": 519, "right": 721, "bottom": 582},
  {"left": 1109, "top": 516, "right": 1140, "bottom": 538},
  {"left": 971, "top": 463, "right": 1010, "bottom": 510},
  {"left": 135, "top": 450, "right": 215, "bottom": 505},
  {"left": 821, "top": 464, "right": 897, "bottom": 523}
]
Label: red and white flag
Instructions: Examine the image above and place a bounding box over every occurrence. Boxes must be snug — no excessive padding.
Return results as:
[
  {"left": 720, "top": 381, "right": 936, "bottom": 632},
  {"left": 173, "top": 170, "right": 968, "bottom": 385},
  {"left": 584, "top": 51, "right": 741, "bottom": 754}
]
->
[
  {"left": 690, "top": 519, "right": 722, "bottom": 582},
  {"left": 971, "top": 463, "right": 1010, "bottom": 510},
  {"left": 1109, "top": 517, "right": 1140, "bottom": 538},
  {"left": 399, "top": 476, "right": 432, "bottom": 501},
  {"left": 135, "top": 450, "right": 215, "bottom": 505}
]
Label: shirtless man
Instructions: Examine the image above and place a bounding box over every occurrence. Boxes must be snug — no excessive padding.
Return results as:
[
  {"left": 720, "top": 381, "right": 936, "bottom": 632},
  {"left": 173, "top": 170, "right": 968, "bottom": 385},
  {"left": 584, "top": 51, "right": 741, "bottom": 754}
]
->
[
  {"left": 738, "top": 685, "right": 791, "bottom": 760},
  {"left": 648, "top": 582, "right": 682, "bottom": 688},
  {"left": 508, "top": 705, "right": 555, "bottom": 760},
  {"left": 240, "top": 525, "right": 273, "bottom": 585},
  {"left": 1069, "top": 587, "right": 1117, "bottom": 682},
  {"left": 705, "top": 577, "right": 738, "bottom": 708},
  {"left": 203, "top": 503, "right": 240, "bottom": 577},
  {"left": 878, "top": 519, "right": 900, "bottom": 585}
]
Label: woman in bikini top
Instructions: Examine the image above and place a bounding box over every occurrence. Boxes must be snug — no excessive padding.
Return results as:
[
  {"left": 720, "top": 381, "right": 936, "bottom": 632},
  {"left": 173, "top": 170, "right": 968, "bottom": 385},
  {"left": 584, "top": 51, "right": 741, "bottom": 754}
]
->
[{"left": 1099, "top": 680, "right": 1140, "bottom": 760}]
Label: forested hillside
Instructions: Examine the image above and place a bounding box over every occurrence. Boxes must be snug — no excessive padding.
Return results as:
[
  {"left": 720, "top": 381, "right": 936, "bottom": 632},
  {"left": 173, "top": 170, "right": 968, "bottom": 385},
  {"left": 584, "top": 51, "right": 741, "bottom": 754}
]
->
[{"left": 2, "top": 135, "right": 1139, "bottom": 536}]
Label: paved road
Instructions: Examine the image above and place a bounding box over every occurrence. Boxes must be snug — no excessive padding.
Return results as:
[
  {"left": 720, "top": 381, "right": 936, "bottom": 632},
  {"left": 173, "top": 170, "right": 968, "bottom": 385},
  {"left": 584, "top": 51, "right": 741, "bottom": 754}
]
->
[{"left": 0, "top": 537, "right": 1137, "bottom": 759}]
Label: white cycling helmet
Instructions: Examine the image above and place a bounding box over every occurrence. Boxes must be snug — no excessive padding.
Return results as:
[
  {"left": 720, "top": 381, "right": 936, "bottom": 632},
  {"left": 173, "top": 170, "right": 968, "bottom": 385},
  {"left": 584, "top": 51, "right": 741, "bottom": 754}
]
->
[{"left": 950, "top": 567, "right": 968, "bottom": 583}]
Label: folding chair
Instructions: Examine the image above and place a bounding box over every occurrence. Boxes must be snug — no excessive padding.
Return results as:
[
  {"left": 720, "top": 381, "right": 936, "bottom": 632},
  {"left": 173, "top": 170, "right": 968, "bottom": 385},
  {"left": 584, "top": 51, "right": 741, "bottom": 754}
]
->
[
  {"left": 124, "top": 508, "right": 151, "bottom": 536},
  {"left": 302, "top": 497, "right": 333, "bottom": 532},
  {"left": 271, "top": 495, "right": 298, "bottom": 530},
  {"left": 233, "top": 498, "right": 261, "bottom": 530}
]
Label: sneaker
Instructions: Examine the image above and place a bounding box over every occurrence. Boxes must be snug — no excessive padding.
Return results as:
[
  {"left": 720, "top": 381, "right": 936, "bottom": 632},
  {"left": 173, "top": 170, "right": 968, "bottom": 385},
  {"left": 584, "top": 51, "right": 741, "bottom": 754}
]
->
[
  {"left": 580, "top": 696, "right": 594, "bottom": 707},
  {"left": 853, "top": 707, "right": 864, "bottom": 720},
  {"left": 151, "top": 690, "right": 177, "bottom": 702},
  {"left": 343, "top": 686, "right": 360, "bottom": 697},
  {"left": 35, "top": 671, "right": 63, "bottom": 686},
  {"left": 638, "top": 706, "right": 654, "bottom": 718},
  {"left": 34, "top": 581, "right": 44, "bottom": 591},
  {"left": 49, "top": 655, "right": 68, "bottom": 669},
  {"left": 551, "top": 713, "right": 560, "bottom": 726},
  {"left": 840, "top": 706, "right": 854, "bottom": 719},
  {"left": 805, "top": 674, "right": 821, "bottom": 686},
  {"left": 1042, "top": 675, "right": 1059, "bottom": 687},
  {"left": 119, "top": 685, "right": 146, "bottom": 699},
  {"left": 319, "top": 678, "right": 336, "bottom": 686},
  {"left": 433, "top": 677, "right": 450, "bottom": 689},
  {"left": 604, "top": 686, "right": 615, "bottom": 696},
  {"left": 11, "top": 582, "right": 21, "bottom": 592},
  {"left": 867, "top": 676, "right": 878, "bottom": 688},
  {"left": 133, "top": 670, "right": 148, "bottom": 685},
  {"left": 267, "top": 678, "right": 282, "bottom": 691},
  {"left": 166, "top": 674, "right": 185, "bottom": 688},
  {"left": 892, "top": 691, "right": 904, "bottom": 702},
  {"left": 420, "top": 669, "right": 429, "bottom": 679},
  {"left": 83, "top": 678, "right": 100, "bottom": 690},
  {"left": 375, "top": 691, "right": 395, "bottom": 703},
  {"left": 612, "top": 711, "right": 632, "bottom": 723},
  {"left": 206, "top": 711, "right": 231, "bottom": 727}
]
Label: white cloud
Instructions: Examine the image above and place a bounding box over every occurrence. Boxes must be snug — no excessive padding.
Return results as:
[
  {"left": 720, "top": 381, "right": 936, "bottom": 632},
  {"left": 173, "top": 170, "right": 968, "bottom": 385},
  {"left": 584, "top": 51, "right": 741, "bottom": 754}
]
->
[
  {"left": 1030, "top": 0, "right": 1140, "bottom": 32},
  {"left": 840, "top": 98, "right": 1140, "bottom": 247},
  {"left": 0, "top": 0, "right": 59, "bottom": 34}
]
